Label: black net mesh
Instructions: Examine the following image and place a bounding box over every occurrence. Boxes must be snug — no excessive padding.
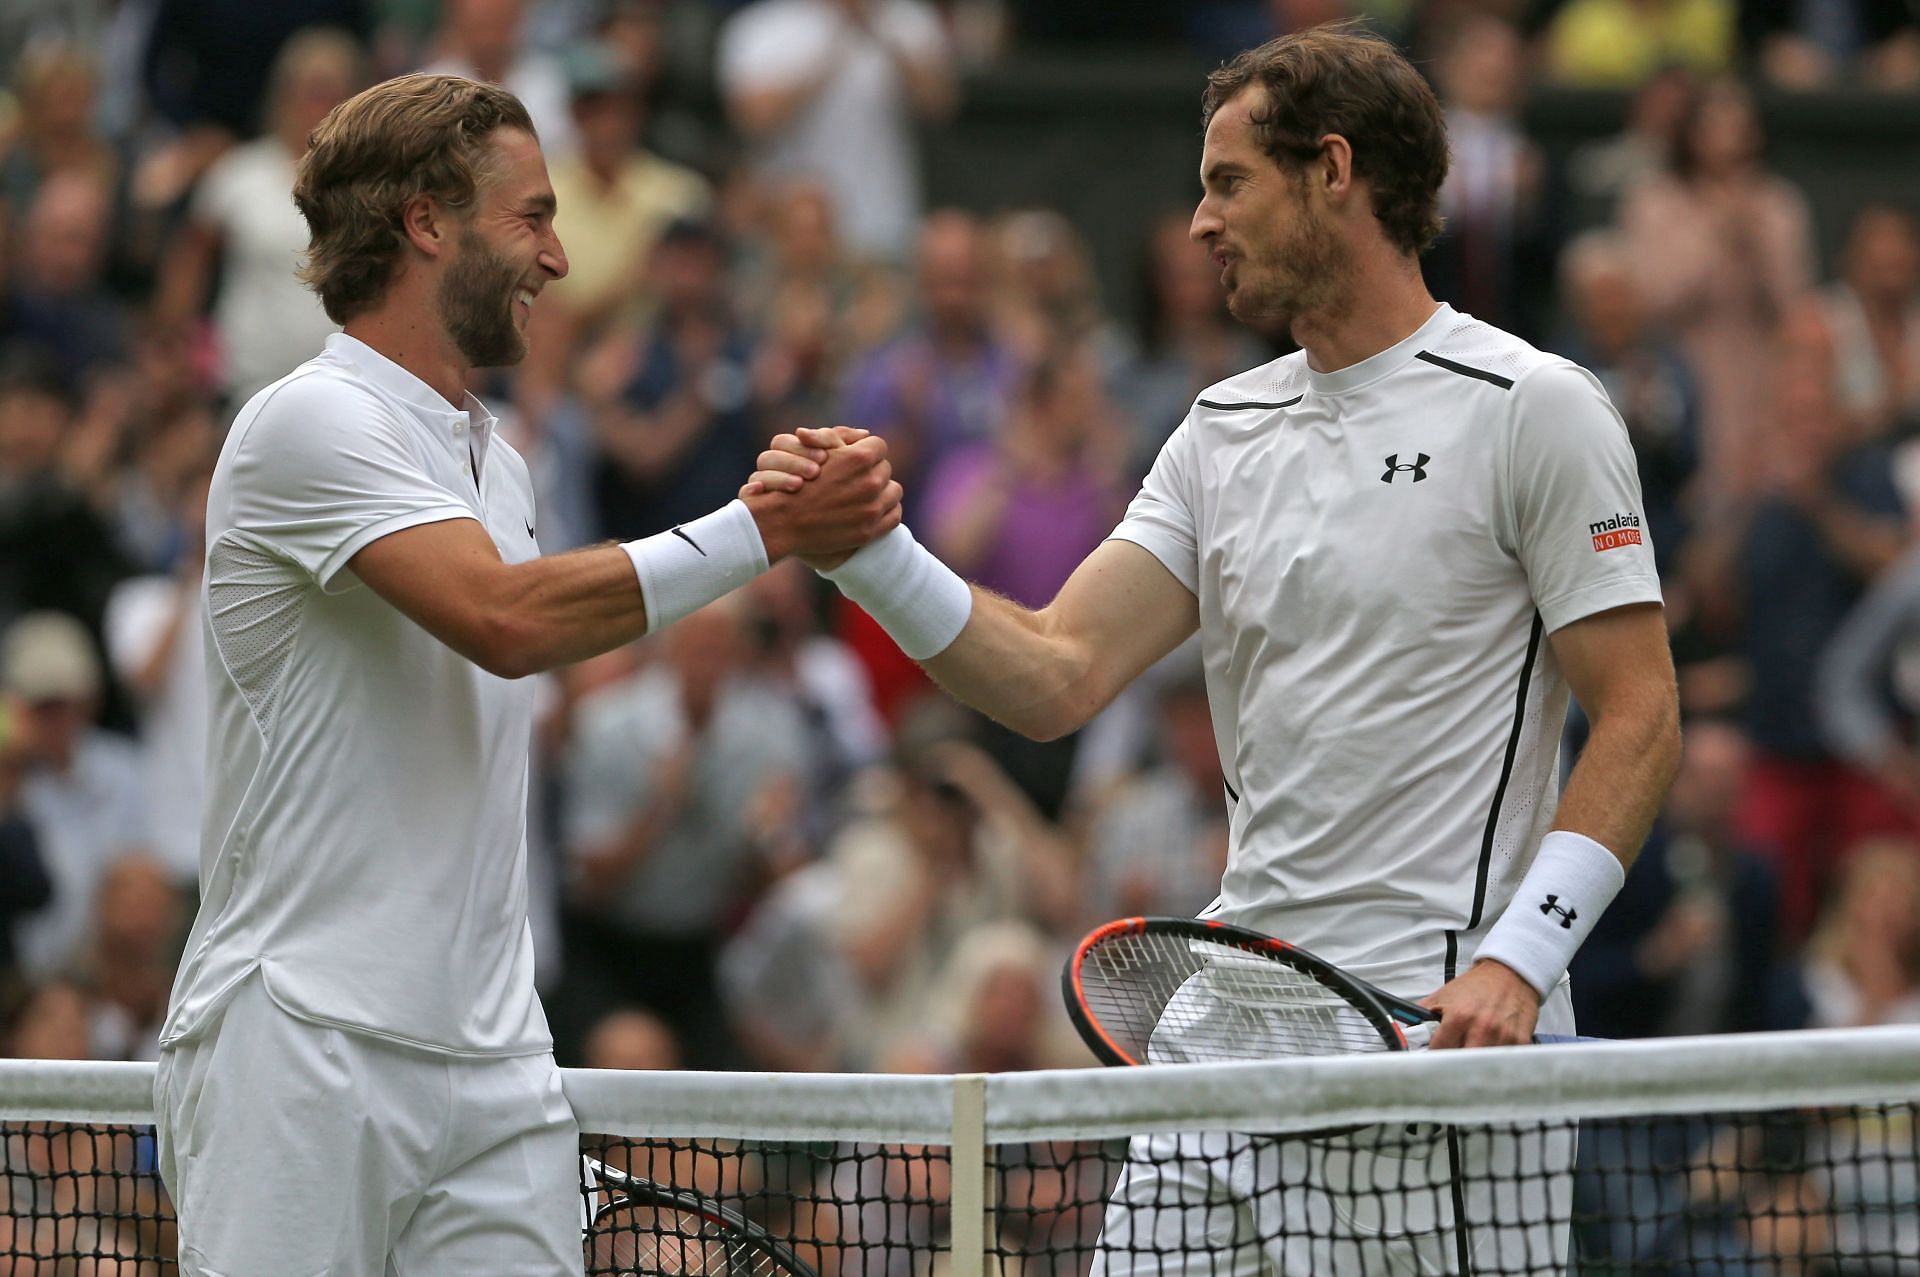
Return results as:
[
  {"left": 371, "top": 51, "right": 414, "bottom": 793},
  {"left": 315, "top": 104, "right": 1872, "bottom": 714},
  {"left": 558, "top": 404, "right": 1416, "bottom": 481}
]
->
[{"left": 3, "top": 1105, "right": 1916, "bottom": 1274}]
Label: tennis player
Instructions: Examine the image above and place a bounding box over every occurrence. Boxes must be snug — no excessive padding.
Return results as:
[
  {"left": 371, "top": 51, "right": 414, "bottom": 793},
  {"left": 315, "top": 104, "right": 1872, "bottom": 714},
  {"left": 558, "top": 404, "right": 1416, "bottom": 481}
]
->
[
  {"left": 751, "top": 27, "right": 1680, "bottom": 1274},
  {"left": 152, "top": 75, "right": 899, "bottom": 1277}
]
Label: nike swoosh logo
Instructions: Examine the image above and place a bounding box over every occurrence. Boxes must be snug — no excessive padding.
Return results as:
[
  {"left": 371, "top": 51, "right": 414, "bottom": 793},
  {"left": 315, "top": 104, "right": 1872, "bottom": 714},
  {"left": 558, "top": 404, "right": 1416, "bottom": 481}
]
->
[
  {"left": 671, "top": 526, "right": 706, "bottom": 556},
  {"left": 525, "top": 521, "right": 535, "bottom": 539}
]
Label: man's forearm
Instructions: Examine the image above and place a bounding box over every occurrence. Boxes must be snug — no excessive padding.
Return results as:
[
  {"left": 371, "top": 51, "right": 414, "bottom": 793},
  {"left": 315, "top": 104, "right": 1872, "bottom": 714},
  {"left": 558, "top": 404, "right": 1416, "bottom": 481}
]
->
[
  {"left": 1549, "top": 689, "right": 1682, "bottom": 865},
  {"left": 920, "top": 588, "right": 1101, "bottom": 742}
]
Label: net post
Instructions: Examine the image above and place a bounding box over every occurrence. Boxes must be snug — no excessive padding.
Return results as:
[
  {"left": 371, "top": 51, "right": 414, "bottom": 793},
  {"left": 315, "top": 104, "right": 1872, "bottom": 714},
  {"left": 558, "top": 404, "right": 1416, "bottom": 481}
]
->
[{"left": 949, "top": 1072, "right": 990, "bottom": 1277}]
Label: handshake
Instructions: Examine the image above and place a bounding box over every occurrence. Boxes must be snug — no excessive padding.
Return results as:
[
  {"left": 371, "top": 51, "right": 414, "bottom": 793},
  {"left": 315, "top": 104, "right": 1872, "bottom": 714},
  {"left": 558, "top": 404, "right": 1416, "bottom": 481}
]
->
[{"left": 738, "top": 425, "right": 903, "bottom": 570}]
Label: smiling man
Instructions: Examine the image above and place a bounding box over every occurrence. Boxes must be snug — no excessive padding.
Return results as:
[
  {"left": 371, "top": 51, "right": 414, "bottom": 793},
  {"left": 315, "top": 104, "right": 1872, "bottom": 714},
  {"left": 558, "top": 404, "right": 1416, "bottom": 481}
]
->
[
  {"left": 151, "top": 74, "right": 900, "bottom": 1277},
  {"left": 752, "top": 26, "right": 1680, "bottom": 1273}
]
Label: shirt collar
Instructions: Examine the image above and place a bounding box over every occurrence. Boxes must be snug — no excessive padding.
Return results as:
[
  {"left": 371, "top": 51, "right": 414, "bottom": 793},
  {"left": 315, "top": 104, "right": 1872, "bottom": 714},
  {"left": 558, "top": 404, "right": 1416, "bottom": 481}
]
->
[
  {"left": 323, "top": 332, "right": 497, "bottom": 435},
  {"left": 1306, "top": 302, "right": 1456, "bottom": 397}
]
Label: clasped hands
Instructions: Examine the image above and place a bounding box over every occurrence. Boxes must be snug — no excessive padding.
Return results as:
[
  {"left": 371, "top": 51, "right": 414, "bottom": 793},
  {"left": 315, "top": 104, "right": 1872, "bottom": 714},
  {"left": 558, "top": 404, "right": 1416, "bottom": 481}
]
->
[{"left": 740, "top": 426, "right": 893, "bottom": 569}]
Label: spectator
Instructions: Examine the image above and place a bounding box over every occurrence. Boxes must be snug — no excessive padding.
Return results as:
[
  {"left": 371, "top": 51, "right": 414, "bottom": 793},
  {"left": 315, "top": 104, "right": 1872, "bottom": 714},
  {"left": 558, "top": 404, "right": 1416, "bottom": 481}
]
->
[
  {"left": 735, "top": 179, "right": 904, "bottom": 352},
  {"left": 1696, "top": 304, "right": 1910, "bottom": 939},
  {"left": 843, "top": 211, "right": 1020, "bottom": 502},
  {"left": 81, "top": 855, "right": 187, "bottom": 1061},
  {"left": 3, "top": 612, "right": 148, "bottom": 980},
  {"left": 581, "top": 1006, "right": 682, "bottom": 1071},
  {"left": 744, "top": 558, "right": 890, "bottom": 813},
  {"left": 1620, "top": 78, "right": 1815, "bottom": 496},
  {"left": 0, "top": 45, "right": 116, "bottom": 221},
  {"left": 7, "top": 170, "right": 129, "bottom": 385},
  {"left": 578, "top": 218, "right": 762, "bottom": 541},
  {"left": 883, "top": 921, "right": 1083, "bottom": 1073},
  {"left": 1425, "top": 14, "right": 1548, "bottom": 338},
  {"left": 419, "top": 0, "right": 576, "bottom": 157},
  {"left": 1565, "top": 66, "right": 1699, "bottom": 226},
  {"left": 0, "top": 352, "right": 133, "bottom": 636},
  {"left": 1556, "top": 231, "right": 1701, "bottom": 576},
  {"left": 1741, "top": 0, "right": 1920, "bottom": 91},
  {"left": 924, "top": 340, "right": 1130, "bottom": 612},
  {"left": 1081, "top": 669, "right": 1230, "bottom": 926},
  {"left": 151, "top": 29, "right": 361, "bottom": 413},
  {"left": 727, "top": 729, "right": 1074, "bottom": 1070},
  {"left": 719, "top": 0, "right": 956, "bottom": 265},
  {"left": 1544, "top": 0, "right": 1735, "bottom": 88},
  {"left": 1570, "top": 720, "right": 1785, "bottom": 1038},
  {"left": 1795, "top": 837, "right": 1920, "bottom": 1026},
  {"left": 103, "top": 470, "right": 211, "bottom": 884},
  {"left": 1822, "top": 204, "right": 1920, "bottom": 444},
  {"left": 1112, "top": 211, "right": 1270, "bottom": 476},
  {"left": 558, "top": 598, "right": 809, "bottom": 1067},
  {"left": 543, "top": 41, "right": 711, "bottom": 337},
  {"left": 988, "top": 209, "right": 1133, "bottom": 374},
  {"left": 0, "top": 695, "right": 54, "bottom": 995}
]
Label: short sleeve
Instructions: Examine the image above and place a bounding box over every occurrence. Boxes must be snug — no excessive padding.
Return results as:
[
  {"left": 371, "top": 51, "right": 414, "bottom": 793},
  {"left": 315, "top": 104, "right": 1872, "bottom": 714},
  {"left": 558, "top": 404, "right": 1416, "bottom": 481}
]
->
[
  {"left": 189, "top": 149, "right": 242, "bottom": 230},
  {"left": 225, "top": 380, "right": 475, "bottom": 588},
  {"left": 1502, "top": 362, "right": 1663, "bottom": 634},
  {"left": 1107, "top": 415, "right": 1200, "bottom": 595}
]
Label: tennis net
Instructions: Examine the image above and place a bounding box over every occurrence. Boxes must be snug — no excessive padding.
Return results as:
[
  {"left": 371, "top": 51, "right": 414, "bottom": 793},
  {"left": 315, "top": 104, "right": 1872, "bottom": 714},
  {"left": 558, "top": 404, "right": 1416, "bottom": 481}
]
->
[{"left": 2, "top": 1028, "right": 1917, "bottom": 1274}]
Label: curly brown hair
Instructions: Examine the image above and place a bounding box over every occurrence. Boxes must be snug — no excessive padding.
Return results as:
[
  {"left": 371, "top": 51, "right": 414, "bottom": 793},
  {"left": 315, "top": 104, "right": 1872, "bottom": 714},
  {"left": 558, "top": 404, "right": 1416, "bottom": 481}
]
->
[
  {"left": 293, "top": 73, "right": 535, "bottom": 324},
  {"left": 1201, "top": 26, "right": 1449, "bottom": 258}
]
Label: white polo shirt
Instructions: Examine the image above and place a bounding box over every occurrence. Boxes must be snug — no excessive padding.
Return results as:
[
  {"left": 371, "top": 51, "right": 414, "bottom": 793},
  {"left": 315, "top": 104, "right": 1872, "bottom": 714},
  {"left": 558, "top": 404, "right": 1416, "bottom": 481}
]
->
[
  {"left": 1111, "top": 305, "right": 1662, "bottom": 1000},
  {"left": 160, "top": 334, "right": 551, "bottom": 1057}
]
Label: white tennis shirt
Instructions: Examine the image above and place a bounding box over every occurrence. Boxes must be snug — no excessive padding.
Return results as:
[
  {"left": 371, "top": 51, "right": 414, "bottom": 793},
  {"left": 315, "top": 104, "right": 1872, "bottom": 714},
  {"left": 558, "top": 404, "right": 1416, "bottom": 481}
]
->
[
  {"left": 159, "top": 333, "right": 551, "bottom": 1057},
  {"left": 1110, "top": 304, "right": 1662, "bottom": 1001}
]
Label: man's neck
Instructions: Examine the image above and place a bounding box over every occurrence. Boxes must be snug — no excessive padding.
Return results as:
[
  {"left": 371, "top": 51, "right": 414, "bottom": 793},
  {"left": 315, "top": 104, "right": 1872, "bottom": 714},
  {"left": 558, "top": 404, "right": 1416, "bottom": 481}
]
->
[
  {"left": 344, "top": 306, "right": 471, "bottom": 407},
  {"left": 1292, "top": 256, "right": 1439, "bottom": 375}
]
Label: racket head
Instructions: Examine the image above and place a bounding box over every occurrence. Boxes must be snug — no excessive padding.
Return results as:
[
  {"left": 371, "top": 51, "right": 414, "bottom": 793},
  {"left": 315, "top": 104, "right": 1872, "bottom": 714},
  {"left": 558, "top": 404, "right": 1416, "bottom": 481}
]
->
[
  {"left": 1063, "top": 916, "right": 1417, "bottom": 1066},
  {"left": 584, "top": 1161, "right": 819, "bottom": 1277}
]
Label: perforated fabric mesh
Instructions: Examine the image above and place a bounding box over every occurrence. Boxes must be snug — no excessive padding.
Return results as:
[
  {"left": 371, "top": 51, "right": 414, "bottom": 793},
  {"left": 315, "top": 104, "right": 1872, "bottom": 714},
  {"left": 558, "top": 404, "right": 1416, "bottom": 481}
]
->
[
  {"left": 206, "top": 536, "right": 307, "bottom": 738},
  {"left": 1429, "top": 316, "right": 1545, "bottom": 386}
]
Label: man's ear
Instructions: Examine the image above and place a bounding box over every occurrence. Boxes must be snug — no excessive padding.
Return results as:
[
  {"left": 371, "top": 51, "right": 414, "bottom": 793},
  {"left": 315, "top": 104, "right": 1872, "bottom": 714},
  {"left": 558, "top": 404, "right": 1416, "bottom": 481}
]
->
[
  {"left": 399, "top": 194, "right": 451, "bottom": 259},
  {"left": 1318, "top": 134, "right": 1355, "bottom": 200}
]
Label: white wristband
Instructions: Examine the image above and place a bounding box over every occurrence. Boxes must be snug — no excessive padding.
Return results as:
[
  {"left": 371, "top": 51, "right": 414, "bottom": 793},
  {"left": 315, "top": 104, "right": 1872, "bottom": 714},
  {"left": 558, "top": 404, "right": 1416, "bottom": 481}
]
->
[
  {"left": 621, "top": 500, "right": 768, "bottom": 635},
  {"left": 820, "top": 525, "right": 972, "bottom": 660},
  {"left": 1475, "top": 830, "right": 1626, "bottom": 1000}
]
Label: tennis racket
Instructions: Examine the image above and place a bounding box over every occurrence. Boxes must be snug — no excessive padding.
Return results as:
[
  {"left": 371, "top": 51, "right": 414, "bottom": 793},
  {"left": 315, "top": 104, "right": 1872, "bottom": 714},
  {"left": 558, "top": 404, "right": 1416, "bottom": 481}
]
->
[
  {"left": 583, "top": 1156, "right": 820, "bottom": 1277},
  {"left": 1063, "top": 916, "right": 1440, "bottom": 1066}
]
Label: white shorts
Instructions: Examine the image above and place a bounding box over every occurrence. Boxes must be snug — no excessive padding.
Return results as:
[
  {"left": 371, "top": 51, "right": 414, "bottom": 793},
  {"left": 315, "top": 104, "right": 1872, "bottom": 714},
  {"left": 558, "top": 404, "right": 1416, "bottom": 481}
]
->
[
  {"left": 1091, "top": 984, "right": 1577, "bottom": 1277},
  {"left": 154, "top": 973, "right": 583, "bottom": 1277}
]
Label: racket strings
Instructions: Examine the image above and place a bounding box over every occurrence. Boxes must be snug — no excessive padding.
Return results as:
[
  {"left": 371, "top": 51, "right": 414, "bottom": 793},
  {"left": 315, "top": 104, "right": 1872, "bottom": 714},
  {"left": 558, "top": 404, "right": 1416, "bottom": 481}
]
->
[
  {"left": 1078, "top": 931, "right": 1397, "bottom": 1064},
  {"left": 587, "top": 1200, "right": 786, "bottom": 1277}
]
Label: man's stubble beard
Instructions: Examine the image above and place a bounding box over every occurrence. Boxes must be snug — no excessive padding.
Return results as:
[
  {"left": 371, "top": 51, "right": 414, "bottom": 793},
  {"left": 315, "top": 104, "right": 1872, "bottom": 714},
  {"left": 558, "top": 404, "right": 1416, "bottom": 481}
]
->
[
  {"left": 1226, "top": 191, "right": 1350, "bottom": 335},
  {"left": 439, "top": 231, "right": 528, "bottom": 369}
]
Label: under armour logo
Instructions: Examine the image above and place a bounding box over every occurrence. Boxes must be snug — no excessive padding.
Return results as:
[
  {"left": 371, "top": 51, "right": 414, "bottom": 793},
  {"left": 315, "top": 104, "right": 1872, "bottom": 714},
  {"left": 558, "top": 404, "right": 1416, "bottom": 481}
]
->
[
  {"left": 1382, "top": 453, "right": 1430, "bottom": 483},
  {"left": 1540, "top": 895, "right": 1577, "bottom": 929},
  {"left": 671, "top": 526, "right": 707, "bottom": 556}
]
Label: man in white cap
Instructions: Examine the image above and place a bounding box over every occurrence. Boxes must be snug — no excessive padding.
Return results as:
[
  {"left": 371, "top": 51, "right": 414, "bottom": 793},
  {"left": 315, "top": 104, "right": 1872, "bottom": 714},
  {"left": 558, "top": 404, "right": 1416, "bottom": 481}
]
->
[{"left": 2, "top": 610, "right": 149, "bottom": 977}]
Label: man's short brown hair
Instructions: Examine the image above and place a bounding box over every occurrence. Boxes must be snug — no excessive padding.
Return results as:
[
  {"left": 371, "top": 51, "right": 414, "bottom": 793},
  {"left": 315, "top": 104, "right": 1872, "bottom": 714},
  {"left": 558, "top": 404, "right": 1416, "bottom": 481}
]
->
[
  {"left": 293, "top": 73, "right": 535, "bottom": 324},
  {"left": 1202, "top": 27, "right": 1449, "bottom": 258}
]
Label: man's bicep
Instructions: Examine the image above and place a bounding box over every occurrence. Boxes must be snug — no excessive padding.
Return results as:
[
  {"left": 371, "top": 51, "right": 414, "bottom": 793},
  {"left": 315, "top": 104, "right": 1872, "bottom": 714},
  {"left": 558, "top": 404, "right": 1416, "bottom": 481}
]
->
[
  {"left": 1047, "top": 539, "right": 1200, "bottom": 697},
  {"left": 1547, "top": 603, "right": 1675, "bottom": 722},
  {"left": 347, "top": 517, "right": 509, "bottom": 666}
]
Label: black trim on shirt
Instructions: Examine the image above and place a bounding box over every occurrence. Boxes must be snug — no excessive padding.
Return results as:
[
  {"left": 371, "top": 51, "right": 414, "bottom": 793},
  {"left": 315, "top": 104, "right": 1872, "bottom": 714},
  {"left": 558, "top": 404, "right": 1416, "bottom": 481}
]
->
[
  {"left": 1466, "top": 612, "right": 1544, "bottom": 931},
  {"left": 1416, "top": 351, "right": 1515, "bottom": 390},
  {"left": 1196, "top": 396, "right": 1304, "bottom": 411}
]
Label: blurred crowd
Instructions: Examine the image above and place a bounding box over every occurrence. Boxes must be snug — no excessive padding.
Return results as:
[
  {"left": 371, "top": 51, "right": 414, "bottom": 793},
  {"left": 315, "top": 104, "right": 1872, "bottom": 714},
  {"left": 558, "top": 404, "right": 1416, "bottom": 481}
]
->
[{"left": 0, "top": 0, "right": 1918, "bottom": 1104}]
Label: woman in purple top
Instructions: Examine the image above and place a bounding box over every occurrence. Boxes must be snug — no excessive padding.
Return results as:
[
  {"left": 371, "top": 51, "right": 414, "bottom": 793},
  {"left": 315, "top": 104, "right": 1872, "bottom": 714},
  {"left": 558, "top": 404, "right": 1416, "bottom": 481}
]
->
[{"left": 923, "top": 340, "right": 1132, "bottom": 610}]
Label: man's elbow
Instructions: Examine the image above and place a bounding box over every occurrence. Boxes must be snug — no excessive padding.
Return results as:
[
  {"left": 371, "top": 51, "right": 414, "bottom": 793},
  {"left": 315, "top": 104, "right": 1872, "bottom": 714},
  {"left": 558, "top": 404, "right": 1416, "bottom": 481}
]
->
[{"left": 465, "top": 613, "right": 548, "bottom": 680}]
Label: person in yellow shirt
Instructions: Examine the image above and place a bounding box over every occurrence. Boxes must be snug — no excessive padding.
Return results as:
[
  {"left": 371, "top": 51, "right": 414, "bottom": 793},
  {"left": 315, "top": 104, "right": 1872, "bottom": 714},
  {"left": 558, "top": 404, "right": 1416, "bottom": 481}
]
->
[
  {"left": 1546, "top": 0, "right": 1735, "bottom": 88},
  {"left": 545, "top": 42, "right": 710, "bottom": 332}
]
